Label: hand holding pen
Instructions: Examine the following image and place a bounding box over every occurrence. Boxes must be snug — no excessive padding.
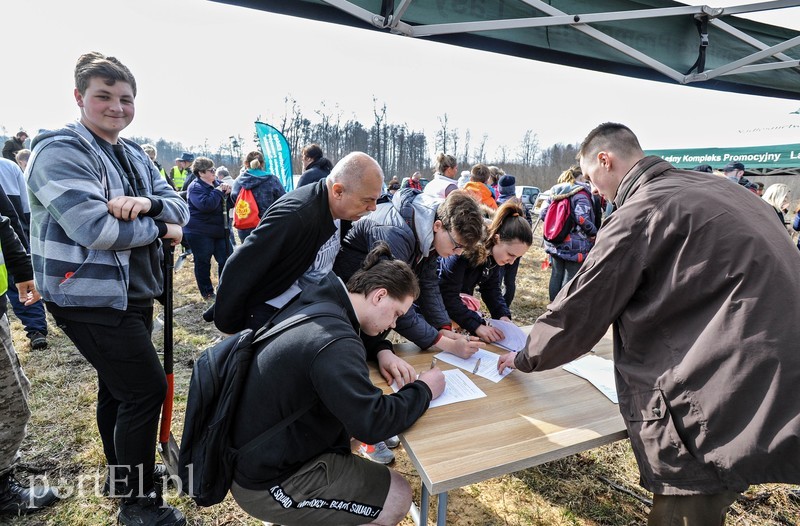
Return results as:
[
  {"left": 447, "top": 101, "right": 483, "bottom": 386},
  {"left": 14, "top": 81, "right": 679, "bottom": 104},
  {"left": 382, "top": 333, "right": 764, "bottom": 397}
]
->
[{"left": 417, "top": 360, "right": 445, "bottom": 399}]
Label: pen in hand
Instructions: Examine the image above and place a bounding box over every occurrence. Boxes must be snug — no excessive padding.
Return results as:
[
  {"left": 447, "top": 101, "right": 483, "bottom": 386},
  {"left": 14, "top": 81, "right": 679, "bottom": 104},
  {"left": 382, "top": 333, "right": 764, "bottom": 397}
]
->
[
  {"left": 430, "top": 357, "right": 438, "bottom": 370},
  {"left": 472, "top": 358, "right": 481, "bottom": 374}
]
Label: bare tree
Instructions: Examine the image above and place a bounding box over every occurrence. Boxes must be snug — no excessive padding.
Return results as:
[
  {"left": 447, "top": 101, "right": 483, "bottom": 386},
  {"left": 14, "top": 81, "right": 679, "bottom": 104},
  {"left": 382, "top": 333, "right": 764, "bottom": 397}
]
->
[
  {"left": 496, "top": 145, "right": 508, "bottom": 165},
  {"left": 518, "top": 129, "right": 539, "bottom": 167},
  {"left": 450, "top": 127, "right": 460, "bottom": 162},
  {"left": 462, "top": 129, "right": 471, "bottom": 166},
  {"left": 474, "top": 133, "right": 488, "bottom": 163},
  {"left": 372, "top": 98, "right": 388, "bottom": 168},
  {"left": 436, "top": 114, "right": 450, "bottom": 154}
]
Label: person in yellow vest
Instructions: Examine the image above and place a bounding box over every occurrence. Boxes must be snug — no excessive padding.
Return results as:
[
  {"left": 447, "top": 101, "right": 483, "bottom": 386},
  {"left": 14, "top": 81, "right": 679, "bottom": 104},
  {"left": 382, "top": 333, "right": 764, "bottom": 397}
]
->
[
  {"left": 0, "top": 214, "right": 59, "bottom": 515},
  {"left": 171, "top": 152, "right": 194, "bottom": 191}
]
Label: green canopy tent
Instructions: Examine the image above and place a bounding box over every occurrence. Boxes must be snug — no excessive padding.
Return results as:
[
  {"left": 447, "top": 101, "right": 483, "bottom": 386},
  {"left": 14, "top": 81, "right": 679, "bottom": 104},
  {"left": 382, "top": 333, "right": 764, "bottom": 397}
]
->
[
  {"left": 647, "top": 143, "right": 800, "bottom": 174},
  {"left": 212, "top": 0, "right": 800, "bottom": 99}
]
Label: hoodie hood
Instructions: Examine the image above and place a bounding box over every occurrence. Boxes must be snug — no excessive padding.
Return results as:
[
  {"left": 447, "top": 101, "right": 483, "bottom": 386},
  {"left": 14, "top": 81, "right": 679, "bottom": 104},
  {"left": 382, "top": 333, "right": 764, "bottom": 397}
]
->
[
  {"left": 236, "top": 169, "right": 276, "bottom": 189},
  {"left": 549, "top": 181, "right": 592, "bottom": 198},
  {"left": 392, "top": 188, "right": 441, "bottom": 258},
  {"left": 31, "top": 121, "right": 94, "bottom": 152}
]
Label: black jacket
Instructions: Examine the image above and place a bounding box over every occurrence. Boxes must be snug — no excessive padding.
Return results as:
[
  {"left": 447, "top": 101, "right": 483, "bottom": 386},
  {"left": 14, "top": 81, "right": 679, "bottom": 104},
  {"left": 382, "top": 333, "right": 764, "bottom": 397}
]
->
[
  {"left": 231, "top": 272, "right": 433, "bottom": 489},
  {"left": 438, "top": 254, "right": 511, "bottom": 334},
  {"left": 215, "top": 180, "right": 337, "bottom": 333},
  {"left": 0, "top": 214, "right": 33, "bottom": 311},
  {"left": 296, "top": 157, "right": 333, "bottom": 188},
  {"left": 2, "top": 138, "right": 24, "bottom": 161}
]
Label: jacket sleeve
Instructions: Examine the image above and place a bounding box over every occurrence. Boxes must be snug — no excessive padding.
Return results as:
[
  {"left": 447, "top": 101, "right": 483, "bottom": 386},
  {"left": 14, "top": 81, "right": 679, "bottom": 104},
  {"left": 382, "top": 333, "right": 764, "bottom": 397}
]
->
[
  {"left": 215, "top": 199, "right": 323, "bottom": 333},
  {"left": 0, "top": 215, "right": 32, "bottom": 283},
  {"left": 393, "top": 253, "right": 448, "bottom": 348},
  {"left": 187, "top": 181, "right": 224, "bottom": 212},
  {"left": 480, "top": 264, "right": 511, "bottom": 320},
  {"left": 0, "top": 186, "right": 28, "bottom": 252},
  {"left": 514, "top": 213, "right": 643, "bottom": 373},
  {"left": 416, "top": 253, "right": 450, "bottom": 329},
  {"left": 572, "top": 192, "right": 598, "bottom": 236},
  {"left": 27, "top": 140, "right": 168, "bottom": 251},
  {"left": 146, "top": 164, "right": 189, "bottom": 226},
  {"left": 793, "top": 212, "right": 800, "bottom": 232},
  {"left": 311, "top": 338, "right": 432, "bottom": 444},
  {"left": 126, "top": 144, "right": 190, "bottom": 227},
  {"left": 438, "top": 255, "right": 483, "bottom": 333}
]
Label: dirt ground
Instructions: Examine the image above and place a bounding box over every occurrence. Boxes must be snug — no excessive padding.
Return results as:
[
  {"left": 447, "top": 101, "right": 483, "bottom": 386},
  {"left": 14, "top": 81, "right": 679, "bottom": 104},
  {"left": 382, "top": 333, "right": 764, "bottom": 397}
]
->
[{"left": 7, "top": 242, "right": 800, "bottom": 525}]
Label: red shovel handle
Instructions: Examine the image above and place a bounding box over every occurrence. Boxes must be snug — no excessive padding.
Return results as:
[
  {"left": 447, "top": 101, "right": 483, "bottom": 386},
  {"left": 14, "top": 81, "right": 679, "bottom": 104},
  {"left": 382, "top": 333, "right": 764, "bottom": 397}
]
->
[{"left": 160, "top": 374, "right": 174, "bottom": 444}]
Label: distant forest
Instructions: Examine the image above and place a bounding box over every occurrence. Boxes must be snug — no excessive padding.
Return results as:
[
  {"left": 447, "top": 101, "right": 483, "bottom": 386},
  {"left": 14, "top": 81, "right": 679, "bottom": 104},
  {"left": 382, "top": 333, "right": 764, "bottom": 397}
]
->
[{"left": 2, "top": 97, "right": 580, "bottom": 191}]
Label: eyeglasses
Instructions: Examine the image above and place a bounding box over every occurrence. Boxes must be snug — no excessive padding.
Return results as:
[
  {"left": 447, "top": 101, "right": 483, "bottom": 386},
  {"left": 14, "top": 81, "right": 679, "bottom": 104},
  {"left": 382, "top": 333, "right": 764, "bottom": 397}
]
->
[{"left": 445, "top": 229, "right": 465, "bottom": 250}]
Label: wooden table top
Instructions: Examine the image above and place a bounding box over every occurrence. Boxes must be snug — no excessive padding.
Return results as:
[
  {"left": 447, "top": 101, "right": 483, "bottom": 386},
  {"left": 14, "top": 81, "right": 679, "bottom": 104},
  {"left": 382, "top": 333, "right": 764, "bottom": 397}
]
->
[{"left": 370, "top": 328, "right": 627, "bottom": 494}]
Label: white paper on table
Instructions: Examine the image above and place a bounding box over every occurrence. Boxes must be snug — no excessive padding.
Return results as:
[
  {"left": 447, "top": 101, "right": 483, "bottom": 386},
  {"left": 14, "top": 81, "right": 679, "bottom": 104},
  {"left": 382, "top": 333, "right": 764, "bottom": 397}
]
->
[
  {"left": 391, "top": 369, "right": 486, "bottom": 408},
  {"left": 486, "top": 318, "right": 528, "bottom": 352},
  {"left": 562, "top": 354, "right": 618, "bottom": 404},
  {"left": 433, "top": 348, "right": 513, "bottom": 383}
]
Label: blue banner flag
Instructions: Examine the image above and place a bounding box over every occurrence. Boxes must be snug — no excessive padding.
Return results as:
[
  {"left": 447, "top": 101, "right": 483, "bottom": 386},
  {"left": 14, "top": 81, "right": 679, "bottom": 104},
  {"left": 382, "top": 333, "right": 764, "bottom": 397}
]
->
[{"left": 254, "top": 122, "right": 293, "bottom": 192}]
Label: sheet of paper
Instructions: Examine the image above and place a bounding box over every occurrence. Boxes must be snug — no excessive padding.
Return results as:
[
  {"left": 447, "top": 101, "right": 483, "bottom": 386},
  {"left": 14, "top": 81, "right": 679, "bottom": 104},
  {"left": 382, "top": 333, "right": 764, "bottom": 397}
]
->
[
  {"left": 562, "top": 354, "right": 618, "bottom": 404},
  {"left": 433, "top": 348, "right": 513, "bottom": 383},
  {"left": 486, "top": 318, "right": 528, "bottom": 352},
  {"left": 391, "top": 369, "right": 486, "bottom": 408}
]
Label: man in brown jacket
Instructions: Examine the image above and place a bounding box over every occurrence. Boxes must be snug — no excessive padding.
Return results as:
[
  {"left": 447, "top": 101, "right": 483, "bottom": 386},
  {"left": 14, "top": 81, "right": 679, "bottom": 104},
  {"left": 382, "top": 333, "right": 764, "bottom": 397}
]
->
[{"left": 499, "top": 123, "right": 800, "bottom": 525}]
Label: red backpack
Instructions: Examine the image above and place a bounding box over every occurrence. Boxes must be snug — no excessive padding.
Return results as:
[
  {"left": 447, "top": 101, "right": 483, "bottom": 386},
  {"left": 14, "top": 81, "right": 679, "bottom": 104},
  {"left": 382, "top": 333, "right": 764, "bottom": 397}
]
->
[
  {"left": 542, "top": 188, "right": 589, "bottom": 245},
  {"left": 233, "top": 188, "right": 260, "bottom": 230}
]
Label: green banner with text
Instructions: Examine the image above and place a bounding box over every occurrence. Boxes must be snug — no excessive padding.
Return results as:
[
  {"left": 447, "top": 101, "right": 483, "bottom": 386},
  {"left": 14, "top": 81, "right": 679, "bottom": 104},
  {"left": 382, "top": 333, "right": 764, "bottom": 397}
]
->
[{"left": 645, "top": 144, "right": 800, "bottom": 170}]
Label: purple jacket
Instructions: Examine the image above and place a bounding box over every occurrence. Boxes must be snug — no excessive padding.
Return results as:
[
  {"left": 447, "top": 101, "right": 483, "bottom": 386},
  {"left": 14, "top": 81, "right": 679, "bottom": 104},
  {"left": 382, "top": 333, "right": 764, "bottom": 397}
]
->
[{"left": 539, "top": 182, "right": 598, "bottom": 262}]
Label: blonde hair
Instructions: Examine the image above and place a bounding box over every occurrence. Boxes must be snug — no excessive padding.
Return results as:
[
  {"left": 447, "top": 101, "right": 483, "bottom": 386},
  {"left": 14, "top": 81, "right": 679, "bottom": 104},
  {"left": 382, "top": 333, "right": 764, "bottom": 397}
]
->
[
  {"left": 557, "top": 166, "right": 581, "bottom": 185},
  {"left": 244, "top": 150, "right": 264, "bottom": 170},
  {"left": 762, "top": 183, "right": 790, "bottom": 211},
  {"left": 434, "top": 152, "right": 457, "bottom": 174}
]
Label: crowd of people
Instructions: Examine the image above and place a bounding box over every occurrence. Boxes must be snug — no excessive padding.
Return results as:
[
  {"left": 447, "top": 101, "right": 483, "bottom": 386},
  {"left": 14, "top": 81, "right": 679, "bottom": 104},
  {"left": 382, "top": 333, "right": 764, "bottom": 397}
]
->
[{"left": 0, "top": 50, "right": 799, "bottom": 526}]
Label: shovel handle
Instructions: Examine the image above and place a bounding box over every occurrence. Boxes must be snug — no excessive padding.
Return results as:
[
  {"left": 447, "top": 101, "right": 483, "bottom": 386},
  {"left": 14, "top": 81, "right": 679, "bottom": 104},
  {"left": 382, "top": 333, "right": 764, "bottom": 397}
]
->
[
  {"left": 159, "top": 373, "right": 174, "bottom": 444},
  {"left": 160, "top": 242, "right": 175, "bottom": 445}
]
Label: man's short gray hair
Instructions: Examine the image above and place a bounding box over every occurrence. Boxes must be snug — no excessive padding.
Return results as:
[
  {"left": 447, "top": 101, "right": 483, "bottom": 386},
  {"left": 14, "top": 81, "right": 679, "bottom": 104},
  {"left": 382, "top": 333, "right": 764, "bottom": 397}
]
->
[{"left": 328, "top": 152, "right": 383, "bottom": 186}]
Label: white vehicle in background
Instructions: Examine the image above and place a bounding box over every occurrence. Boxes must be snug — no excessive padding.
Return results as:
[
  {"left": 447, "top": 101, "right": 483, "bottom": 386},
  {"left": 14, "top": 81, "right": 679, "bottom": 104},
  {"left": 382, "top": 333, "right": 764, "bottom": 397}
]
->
[
  {"left": 514, "top": 185, "right": 540, "bottom": 211},
  {"left": 532, "top": 190, "right": 550, "bottom": 216}
]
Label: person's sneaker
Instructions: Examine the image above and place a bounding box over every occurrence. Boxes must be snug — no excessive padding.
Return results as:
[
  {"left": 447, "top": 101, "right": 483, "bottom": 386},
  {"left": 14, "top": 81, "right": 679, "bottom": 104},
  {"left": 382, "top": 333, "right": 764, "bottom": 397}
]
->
[
  {"left": 28, "top": 332, "right": 47, "bottom": 351},
  {"left": 103, "top": 464, "right": 169, "bottom": 498},
  {"left": 0, "top": 472, "right": 59, "bottom": 515},
  {"left": 118, "top": 490, "right": 185, "bottom": 526},
  {"left": 384, "top": 435, "right": 401, "bottom": 449},
  {"left": 358, "top": 442, "right": 395, "bottom": 465}
]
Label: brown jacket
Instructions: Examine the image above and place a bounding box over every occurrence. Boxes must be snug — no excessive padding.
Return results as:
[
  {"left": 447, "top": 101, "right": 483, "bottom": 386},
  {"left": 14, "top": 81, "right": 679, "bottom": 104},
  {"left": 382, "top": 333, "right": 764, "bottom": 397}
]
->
[{"left": 515, "top": 156, "right": 800, "bottom": 495}]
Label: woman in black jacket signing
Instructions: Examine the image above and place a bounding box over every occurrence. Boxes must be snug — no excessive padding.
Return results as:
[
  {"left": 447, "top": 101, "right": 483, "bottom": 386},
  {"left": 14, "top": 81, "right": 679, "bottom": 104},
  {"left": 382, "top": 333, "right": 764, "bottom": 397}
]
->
[{"left": 438, "top": 200, "right": 533, "bottom": 343}]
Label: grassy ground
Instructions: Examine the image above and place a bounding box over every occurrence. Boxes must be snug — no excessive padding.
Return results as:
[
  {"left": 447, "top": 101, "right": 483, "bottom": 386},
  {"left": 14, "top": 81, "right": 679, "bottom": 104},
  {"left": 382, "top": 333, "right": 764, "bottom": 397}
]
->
[{"left": 6, "top": 242, "right": 800, "bottom": 525}]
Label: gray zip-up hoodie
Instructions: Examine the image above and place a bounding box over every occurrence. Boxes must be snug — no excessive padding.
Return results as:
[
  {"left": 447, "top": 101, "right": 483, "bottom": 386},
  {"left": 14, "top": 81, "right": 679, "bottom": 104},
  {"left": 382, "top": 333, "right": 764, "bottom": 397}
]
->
[
  {"left": 26, "top": 121, "right": 189, "bottom": 310},
  {"left": 334, "top": 189, "right": 449, "bottom": 348}
]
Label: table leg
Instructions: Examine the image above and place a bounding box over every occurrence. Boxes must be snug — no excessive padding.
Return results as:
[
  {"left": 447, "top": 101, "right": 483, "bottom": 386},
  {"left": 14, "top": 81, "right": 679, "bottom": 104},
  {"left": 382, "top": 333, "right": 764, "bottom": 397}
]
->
[
  {"left": 436, "top": 492, "right": 448, "bottom": 526},
  {"left": 420, "top": 485, "right": 430, "bottom": 525}
]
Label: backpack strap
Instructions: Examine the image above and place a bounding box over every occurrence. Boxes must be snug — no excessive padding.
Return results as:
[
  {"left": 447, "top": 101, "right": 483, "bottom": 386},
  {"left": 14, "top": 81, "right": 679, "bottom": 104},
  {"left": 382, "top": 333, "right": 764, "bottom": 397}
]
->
[{"left": 238, "top": 301, "right": 348, "bottom": 457}]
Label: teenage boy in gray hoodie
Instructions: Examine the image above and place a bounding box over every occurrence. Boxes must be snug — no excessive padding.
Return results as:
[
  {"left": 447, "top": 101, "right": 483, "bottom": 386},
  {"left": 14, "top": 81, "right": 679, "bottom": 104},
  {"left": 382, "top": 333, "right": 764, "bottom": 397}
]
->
[{"left": 27, "top": 52, "right": 188, "bottom": 526}]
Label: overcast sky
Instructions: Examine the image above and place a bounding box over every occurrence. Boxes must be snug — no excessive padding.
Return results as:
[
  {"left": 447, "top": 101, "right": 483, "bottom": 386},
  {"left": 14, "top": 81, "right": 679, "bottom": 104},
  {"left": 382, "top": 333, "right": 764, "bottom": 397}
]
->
[{"left": 2, "top": 0, "right": 799, "bottom": 161}]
